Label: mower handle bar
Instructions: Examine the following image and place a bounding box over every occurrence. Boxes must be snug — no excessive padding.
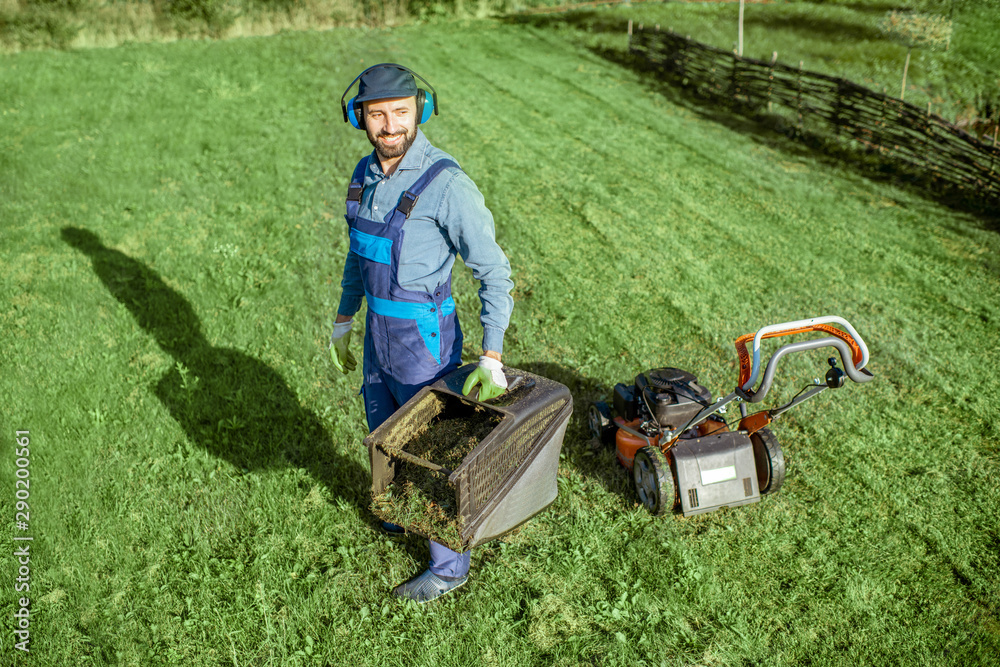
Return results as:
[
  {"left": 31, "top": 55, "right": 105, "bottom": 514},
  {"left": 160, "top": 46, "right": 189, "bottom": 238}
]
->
[
  {"left": 662, "top": 321, "right": 873, "bottom": 441},
  {"left": 739, "top": 336, "right": 875, "bottom": 404},
  {"left": 739, "top": 316, "right": 869, "bottom": 392}
]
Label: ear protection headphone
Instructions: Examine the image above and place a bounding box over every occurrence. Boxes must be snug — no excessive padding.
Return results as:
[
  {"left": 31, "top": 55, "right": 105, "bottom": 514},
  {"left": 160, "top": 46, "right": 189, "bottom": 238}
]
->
[{"left": 340, "top": 63, "right": 439, "bottom": 130}]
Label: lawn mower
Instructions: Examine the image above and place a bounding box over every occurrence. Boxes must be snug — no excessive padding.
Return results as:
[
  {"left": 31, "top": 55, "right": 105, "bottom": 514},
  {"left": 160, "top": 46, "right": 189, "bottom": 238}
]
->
[{"left": 588, "top": 316, "right": 874, "bottom": 516}]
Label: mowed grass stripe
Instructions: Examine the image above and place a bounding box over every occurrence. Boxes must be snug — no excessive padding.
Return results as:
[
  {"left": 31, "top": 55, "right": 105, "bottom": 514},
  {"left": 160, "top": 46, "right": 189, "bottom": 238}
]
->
[
  {"left": 2, "top": 34, "right": 399, "bottom": 666},
  {"left": 527, "top": 24, "right": 1000, "bottom": 419}
]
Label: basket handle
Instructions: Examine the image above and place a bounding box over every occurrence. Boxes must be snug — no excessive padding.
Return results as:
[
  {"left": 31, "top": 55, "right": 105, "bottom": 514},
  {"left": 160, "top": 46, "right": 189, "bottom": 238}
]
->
[
  {"left": 389, "top": 448, "right": 453, "bottom": 478},
  {"left": 735, "top": 316, "right": 870, "bottom": 392}
]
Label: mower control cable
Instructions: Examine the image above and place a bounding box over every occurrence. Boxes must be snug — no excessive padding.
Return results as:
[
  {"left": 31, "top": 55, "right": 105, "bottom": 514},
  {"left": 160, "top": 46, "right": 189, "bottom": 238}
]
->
[
  {"left": 768, "top": 358, "right": 851, "bottom": 418},
  {"left": 663, "top": 393, "right": 742, "bottom": 444},
  {"left": 639, "top": 385, "right": 657, "bottom": 426},
  {"left": 769, "top": 383, "right": 828, "bottom": 419}
]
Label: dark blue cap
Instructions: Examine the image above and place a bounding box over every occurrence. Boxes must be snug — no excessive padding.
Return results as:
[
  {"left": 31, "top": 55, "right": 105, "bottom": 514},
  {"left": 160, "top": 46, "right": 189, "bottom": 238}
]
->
[{"left": 355, "top": 65, "right": 418, "bottom": 103}]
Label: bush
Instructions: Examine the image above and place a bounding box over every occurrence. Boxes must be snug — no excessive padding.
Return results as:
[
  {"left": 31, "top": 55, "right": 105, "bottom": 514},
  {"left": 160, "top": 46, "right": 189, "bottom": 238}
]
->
[
  {"left": 164, "top": 0, "right": 238, "bottom": 35},
  {"left": 19, "top": 0, "right": 89, "bottom": 11},
  {"left": 0, "top": 6, "right": 79, "bottom": 49}
]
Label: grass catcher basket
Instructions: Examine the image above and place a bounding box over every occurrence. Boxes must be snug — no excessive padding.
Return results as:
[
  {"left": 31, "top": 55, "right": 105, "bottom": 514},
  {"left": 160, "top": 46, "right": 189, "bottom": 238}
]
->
[{"left": 366, "top": 364, "right": 573, "bottom": 551}]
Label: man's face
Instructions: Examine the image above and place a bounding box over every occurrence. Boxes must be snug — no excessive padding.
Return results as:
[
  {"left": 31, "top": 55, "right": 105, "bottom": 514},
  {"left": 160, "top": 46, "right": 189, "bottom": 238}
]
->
[{"left": 364, "top": 96, "right": 418, "bottom": 160}]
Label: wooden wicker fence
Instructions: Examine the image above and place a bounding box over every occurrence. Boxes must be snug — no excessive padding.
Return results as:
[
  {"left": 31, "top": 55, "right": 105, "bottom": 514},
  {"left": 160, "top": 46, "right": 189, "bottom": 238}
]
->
[{"left": 629, "top": 25, "right": 1000, "bottom": 205}]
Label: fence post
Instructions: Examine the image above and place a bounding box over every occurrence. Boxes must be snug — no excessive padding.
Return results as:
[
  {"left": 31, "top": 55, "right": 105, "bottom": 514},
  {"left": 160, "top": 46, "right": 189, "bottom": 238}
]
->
[
  {"left": 894, "top": 96, "right": 903, "bottom": 157},
  {"left": 652, "top": 25, "right": 664, "bottom": 75},
  {"left": 680, "top": 33, "right": 688, "bottom": 82},
  {"left": 922, "top": 101, "right": 931, "bottom": 172},
  {"left": 833, "top": 82, "right": 842, "bottom": 141},
  {"left": 797, "top": 60, "right": 804, "bottom": 132},
  {"left": 991, "top": 119, "right": 998, "bottom": 175},
  {"left": 878, "top": 87, "right": 887, "bottom": 155},
  {"left": 731, "top": 53, "right": 740, "bottom": 110},
  {"left": 767, "top": 51, "right": 777, "bottom": 114},
  {"left": 992, "top": 118, "right": 1000, "bottom": 211},
  {"left": 738, "top": 0, "right": 745, "bottom": 57},
  {"left": 628, "top": 19, "right": 632, "bottom": 52}
]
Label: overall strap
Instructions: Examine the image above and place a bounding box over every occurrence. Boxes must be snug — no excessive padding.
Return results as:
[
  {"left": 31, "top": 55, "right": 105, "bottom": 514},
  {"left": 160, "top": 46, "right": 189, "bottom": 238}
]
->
[
  {"left": 393, "top": 159, "right": 461, "bottom": 220},
  {"left": 345, "top": 156, "right": 370, "bottom": 218}
]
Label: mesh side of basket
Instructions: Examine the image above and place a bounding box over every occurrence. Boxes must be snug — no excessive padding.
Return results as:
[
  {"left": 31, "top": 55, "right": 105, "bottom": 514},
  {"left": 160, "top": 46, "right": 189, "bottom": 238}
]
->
[
  {"left": 465, "top": 401, "right": 572, "bottom": 547},
  {"left": 466, "top": 398, "right": 568, "bottom": 518}
]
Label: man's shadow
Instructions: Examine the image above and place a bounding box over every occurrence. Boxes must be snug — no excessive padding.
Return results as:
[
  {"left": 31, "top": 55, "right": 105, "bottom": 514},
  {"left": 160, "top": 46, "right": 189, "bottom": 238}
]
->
[{"left": 61, "top": 227, "right": 369, "bottom": 507}]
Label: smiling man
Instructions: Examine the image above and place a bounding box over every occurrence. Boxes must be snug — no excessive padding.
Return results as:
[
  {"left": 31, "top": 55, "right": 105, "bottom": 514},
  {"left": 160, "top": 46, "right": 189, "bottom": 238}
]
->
[{"left": 330, "top": 64, "right": 514, "bottom": 602}]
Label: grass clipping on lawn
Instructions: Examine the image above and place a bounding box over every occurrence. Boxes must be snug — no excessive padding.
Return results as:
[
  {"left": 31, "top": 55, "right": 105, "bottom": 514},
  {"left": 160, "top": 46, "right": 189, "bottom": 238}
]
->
[{"left": 371, "top": 404, "right": 502, "bottom": 551}]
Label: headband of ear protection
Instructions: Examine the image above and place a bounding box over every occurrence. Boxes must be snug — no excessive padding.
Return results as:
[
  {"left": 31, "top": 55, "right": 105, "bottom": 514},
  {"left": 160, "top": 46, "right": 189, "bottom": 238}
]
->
[{"left": 340, "top": 63, "right": 439, "bottom": 130}]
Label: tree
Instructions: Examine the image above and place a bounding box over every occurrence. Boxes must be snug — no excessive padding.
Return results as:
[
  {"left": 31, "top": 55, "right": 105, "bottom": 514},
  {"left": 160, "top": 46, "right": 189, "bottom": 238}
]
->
[{"left": 879, "top": 11, "right": 953, "bottom": 101}]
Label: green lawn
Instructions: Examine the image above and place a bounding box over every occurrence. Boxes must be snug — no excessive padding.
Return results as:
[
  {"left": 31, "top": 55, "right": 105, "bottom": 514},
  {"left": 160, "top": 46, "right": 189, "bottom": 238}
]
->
[{"left": 2, "top": 15, "right": 999, "bottom": 666}]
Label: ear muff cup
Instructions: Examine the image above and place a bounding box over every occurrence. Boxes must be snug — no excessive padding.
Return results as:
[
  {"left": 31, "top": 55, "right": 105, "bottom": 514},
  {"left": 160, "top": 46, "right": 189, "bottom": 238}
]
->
[
  {"left": 347, "top": 90, "right": 435, "bottom": 130},
  {"left": 347, "top": 96, "right": 363, "bottom": 129},
  {"left": 417, "top": 89, "right": 435, "bottom": 124}
]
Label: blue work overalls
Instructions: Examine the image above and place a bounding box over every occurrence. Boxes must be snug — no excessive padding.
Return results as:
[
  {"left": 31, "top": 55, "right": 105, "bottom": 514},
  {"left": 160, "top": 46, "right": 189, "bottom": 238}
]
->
[{"left": 347, "top": 155, "right": 470, "bottom": 579}]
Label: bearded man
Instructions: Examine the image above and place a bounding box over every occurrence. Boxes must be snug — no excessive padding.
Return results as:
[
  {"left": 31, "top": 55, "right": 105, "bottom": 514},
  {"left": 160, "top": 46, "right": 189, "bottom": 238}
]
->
[{"left": 330, "top": 63, "right": 514, "bottom": 603}]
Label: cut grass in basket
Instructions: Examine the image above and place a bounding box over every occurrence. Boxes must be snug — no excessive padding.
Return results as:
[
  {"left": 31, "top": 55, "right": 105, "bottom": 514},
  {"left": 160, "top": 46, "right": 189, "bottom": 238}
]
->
[{"left": 371, "top": 405, "right": 502, "bottom": 550}]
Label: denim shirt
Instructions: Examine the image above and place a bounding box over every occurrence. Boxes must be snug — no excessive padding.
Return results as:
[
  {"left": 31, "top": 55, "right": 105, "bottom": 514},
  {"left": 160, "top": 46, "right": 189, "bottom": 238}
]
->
[{"left": 337, "top": 129, "right": 514, "bottom": 354}]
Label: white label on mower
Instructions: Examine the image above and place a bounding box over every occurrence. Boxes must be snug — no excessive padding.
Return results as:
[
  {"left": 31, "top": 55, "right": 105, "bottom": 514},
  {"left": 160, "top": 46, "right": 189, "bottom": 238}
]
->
[{"left": 700, "top": 465, "right": 737, "bottom": 486}]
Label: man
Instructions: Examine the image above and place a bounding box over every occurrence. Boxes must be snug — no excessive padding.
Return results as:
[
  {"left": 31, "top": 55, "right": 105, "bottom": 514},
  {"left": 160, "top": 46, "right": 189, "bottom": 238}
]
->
[{"left": 329, "top": 64, "right": 514, "bottom": 603}]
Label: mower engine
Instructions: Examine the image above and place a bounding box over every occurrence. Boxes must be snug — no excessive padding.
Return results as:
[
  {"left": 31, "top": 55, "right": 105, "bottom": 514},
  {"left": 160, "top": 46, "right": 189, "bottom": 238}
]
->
[{"left": 614, "top": 368, "right": 712, "bottom": 432}]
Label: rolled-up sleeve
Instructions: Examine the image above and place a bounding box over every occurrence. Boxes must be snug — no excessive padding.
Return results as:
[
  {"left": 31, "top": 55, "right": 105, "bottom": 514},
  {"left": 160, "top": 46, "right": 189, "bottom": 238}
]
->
[
  {"left": 437, "top": 171, "right": 514, "bottom": 354},
  {"left": 337, "top": 248, "right": 365, "bottom": 318}
]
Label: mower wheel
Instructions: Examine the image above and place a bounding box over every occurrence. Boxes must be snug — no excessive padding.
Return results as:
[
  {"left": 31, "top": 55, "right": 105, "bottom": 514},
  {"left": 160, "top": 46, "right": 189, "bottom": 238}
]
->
[
  {"left": 587, "top": 401, "right": 615, "bottom": 445},
  {"left": 751, "top": 427, "right": 785, "bottom": 495},
  {"left": 632, "top": 446, "right": 675, "bottom": 516}
]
